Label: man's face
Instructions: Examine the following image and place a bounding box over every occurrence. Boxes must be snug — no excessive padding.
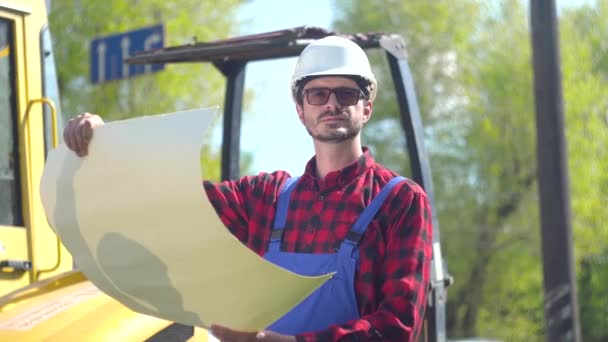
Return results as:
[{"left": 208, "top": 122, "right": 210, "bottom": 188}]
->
[{"left": 296, "top": 76, "right": 372, "bottom": 144}]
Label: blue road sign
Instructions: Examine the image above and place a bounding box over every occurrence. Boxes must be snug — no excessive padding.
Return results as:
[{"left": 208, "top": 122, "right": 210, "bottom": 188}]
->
[{"left": 90, "top": 24, "right": 164, "bottom": 84}]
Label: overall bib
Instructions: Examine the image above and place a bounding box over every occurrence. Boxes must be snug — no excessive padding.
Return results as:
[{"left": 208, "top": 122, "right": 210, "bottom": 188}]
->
[{"left": 264, "top": 176, "right": 406, "bottom": 335}]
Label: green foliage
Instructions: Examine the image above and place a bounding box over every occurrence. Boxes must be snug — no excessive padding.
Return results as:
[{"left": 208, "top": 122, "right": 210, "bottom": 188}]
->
[
  {"left": 49, "top": 0, "right": 242, "bottom": 119},
  {"left": 48, "top": 0, "right": 250, "bottom": 178},
  {"left": 560, "top": 2, "right": 608, "bottom": 261},
  {"left": 579, "top": 250, "right": 608, "bottom": 341},
  {"left": 333, "top": 0, "right": 608, "bottom": 340},
  {"left": 560, "top": 3, "right": 608, "bottom": 339}
]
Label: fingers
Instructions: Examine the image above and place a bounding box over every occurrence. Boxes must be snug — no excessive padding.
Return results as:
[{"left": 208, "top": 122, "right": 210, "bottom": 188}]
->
[
  {"left": 77, "top": 119, "right": 93, "bottom": 157},
  {"left": 210, "top": 325, "right": 294, "bottom": 342},
  {"left": 62, "top": 117, "right": 74, "bottom": 151},
  {"left": 211, "top": 324, "right": 258, "bottom": 342},
  {"left": 72, "top": 117, "right": 85, "bottom": 157},
  {"left": 63, "top": 112, "right": 103, "bottom": 157},
  {"left": 63, "top": 117, "right": 78, "bottom": 150},
  {"left": 255, "top": 331, "right": 295, "bottom": 342}
]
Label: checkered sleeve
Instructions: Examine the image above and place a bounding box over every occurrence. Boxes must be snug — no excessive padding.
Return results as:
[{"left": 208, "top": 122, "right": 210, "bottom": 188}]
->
[
  {"left": 296, "top": 190, "right": 433, "bottom": 342},
  {"left": 202, "top": 171, "right": 289, "bottom": 246}
]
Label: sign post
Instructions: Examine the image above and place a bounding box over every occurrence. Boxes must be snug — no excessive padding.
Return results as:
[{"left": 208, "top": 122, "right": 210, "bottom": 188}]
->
[{"left": 90, "top": 24, "right": 164, "bottom": 84}]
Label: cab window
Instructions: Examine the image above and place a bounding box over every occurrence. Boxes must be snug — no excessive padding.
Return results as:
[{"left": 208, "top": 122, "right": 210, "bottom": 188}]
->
[
  {"left": 0, "top": 19, "right": 22, "bottom": 226},
  {"left": 41, "top": 25, "right": 63, "bottom": 155}
]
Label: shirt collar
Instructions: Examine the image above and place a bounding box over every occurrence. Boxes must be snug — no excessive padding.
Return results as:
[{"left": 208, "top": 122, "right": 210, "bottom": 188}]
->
[{"left": 302, "top": 147, "right": 375, "bottom": 192}]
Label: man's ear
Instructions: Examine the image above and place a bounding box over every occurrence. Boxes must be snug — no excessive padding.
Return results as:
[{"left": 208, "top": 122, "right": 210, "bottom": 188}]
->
[
  {"left": 363, "top": 101, "right": 373, "bottom": 123},
  {"left": 296, "top": 103, "right": 305, "bottom": 124}
]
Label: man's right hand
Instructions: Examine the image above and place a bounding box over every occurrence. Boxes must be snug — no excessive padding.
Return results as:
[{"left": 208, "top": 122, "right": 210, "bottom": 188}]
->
[{"left": 63, "top": 113, "right": 105, "bottom": 157}]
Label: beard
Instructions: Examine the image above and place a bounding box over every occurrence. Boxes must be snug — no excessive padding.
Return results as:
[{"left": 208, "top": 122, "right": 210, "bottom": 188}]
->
[{"left": 304, "top": 110, "right": 363, "bottom": 143}]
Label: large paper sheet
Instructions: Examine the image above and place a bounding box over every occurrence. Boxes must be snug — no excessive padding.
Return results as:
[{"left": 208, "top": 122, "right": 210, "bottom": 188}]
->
[{"left": 39, "top": 108, "right": 331, "bottom": 331}]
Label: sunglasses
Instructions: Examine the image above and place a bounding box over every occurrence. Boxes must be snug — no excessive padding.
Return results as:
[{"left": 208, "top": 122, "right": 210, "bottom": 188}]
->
[{"left": 303, "top": 87, "right": 364, "bottom": 106}]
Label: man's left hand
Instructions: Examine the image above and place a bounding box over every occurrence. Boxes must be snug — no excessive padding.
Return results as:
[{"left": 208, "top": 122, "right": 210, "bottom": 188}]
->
[{"left": 210, "top": 324, "right": 296, "bottom": 342}]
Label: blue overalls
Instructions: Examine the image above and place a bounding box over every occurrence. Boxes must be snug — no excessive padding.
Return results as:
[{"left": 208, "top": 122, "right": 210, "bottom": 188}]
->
[{"left": 264, "top": 176, "right": 406, "bottom": 335}]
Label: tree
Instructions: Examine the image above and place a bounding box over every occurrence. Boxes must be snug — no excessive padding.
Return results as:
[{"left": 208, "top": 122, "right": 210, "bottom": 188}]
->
[
  {"left": 334, "top": 0, "right": 543, "bottom": 338},
  {"left": 333, "top": 0, "right": 608, "bottom": 340},
  {"left": 49, "top": 0, "right": 245, "bottom": 180},
  {"left": 559, "top": 2, "right": 608, "bottom": 340}
]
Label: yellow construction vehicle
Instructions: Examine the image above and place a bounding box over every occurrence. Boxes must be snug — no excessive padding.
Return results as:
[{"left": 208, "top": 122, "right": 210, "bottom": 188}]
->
[{"left": 0, "top": 1, "right": 212, "bottom": 340}]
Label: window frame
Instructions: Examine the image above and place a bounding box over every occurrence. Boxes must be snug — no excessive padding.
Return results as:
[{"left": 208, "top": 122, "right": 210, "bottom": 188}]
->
[
  {"left": 0, "top": 17, "right": 24, "bottom": 227},
  {"left": 40, "top": 23, "right": 63, "bottom": 157}
]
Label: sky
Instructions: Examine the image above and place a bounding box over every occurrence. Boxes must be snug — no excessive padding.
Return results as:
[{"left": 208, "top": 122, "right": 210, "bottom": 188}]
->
[
  {"left": 210, "top": 0, "right": 335, "bottom": 176},
  {"left": 214, "top": 0, "right": 594, "bottom": 177}
]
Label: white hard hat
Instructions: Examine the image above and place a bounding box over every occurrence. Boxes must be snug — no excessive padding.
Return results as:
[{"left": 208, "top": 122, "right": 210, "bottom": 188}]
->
[{"left": 291, "top": 36, "right": 377, "bottom": 102}]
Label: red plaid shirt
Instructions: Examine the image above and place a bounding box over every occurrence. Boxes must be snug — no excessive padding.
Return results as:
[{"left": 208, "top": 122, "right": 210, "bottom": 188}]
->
[{"left": 203, "top": 148, "right": 432, "bottom": 341}]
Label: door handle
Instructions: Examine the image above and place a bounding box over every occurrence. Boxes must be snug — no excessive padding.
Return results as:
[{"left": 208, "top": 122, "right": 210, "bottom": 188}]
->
[{"left": 0, "top": 260, "right": 32, "bottom": 273}]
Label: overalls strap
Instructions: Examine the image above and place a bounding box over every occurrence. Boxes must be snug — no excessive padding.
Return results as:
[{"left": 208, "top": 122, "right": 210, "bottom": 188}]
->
[
  {"left": 268, "top": 177, "right": 300, "bottom": 251},
  {"left": 342, "top": 176, "right": 407, "bottom": 248}
]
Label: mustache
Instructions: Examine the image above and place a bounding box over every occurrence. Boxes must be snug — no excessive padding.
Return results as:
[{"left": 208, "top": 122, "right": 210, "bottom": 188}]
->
[{"left": 318, "top": 110, "right": 349, "bottom": 121}]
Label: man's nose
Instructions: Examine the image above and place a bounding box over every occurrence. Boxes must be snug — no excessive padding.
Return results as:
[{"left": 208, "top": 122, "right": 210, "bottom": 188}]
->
[{"left": 324, "top": 93, "right": 340, "bottom": 109}]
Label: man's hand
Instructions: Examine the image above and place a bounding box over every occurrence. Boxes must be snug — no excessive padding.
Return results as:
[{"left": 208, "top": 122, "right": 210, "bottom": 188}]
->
[
  {"left": 210, "top": 325, "right": 296, "bottom": 342},
  {"left": 63, "top": 112, "right": 104, "bottom": 157}
]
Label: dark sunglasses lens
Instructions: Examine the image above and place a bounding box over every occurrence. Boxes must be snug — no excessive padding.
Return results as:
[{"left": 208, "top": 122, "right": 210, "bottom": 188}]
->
[
  {"left": 306, "top": 88, "right": 331, "bottom": 105},
  {"left": 335, "top": 88, "right": 361, "bottom": 105}
]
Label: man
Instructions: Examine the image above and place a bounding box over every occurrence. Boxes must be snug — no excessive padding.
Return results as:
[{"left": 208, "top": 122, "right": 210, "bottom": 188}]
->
[{"left": 64, "top": 36, "right": 433, "bottom": 342}]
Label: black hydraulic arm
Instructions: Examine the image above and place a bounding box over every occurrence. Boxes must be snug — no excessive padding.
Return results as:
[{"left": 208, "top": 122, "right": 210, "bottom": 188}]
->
[
  {"left": 381, "top": 37, "right": 449, "bottom": 342},
  {"left": 214, "top": 61, "right": 246, "bottom": 181}
]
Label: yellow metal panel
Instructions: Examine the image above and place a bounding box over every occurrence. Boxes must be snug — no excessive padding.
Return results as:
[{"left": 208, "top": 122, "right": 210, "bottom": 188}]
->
[
  {"left": 15, "top": 0, "right": 54, "bottom": 282},
  {"left": 189, "top": 327, "right": 212, "bottom": 342},
  {"left": 0, "top": 270, "right": 85, "bottom": 310},
  {"left": 19, "top": 0, "right": 74, "bottom": 284},
  {"left": 0, "top": 0, "right": 73, "bottom": 298},
  {"left": 0, "top": 5, "right": 34, "bottom": 295},
  {"left": 0, "top": 3, "right": 32, "bottom": 15},
  {"left": 0, "top": 274, "right": 180, "bottom": 341},
  {"left": 0, "top": 0, "right": 36, "bottom": 13},
  {"left": 0, "top": 226, "right": 29, "bottom": 295}
]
